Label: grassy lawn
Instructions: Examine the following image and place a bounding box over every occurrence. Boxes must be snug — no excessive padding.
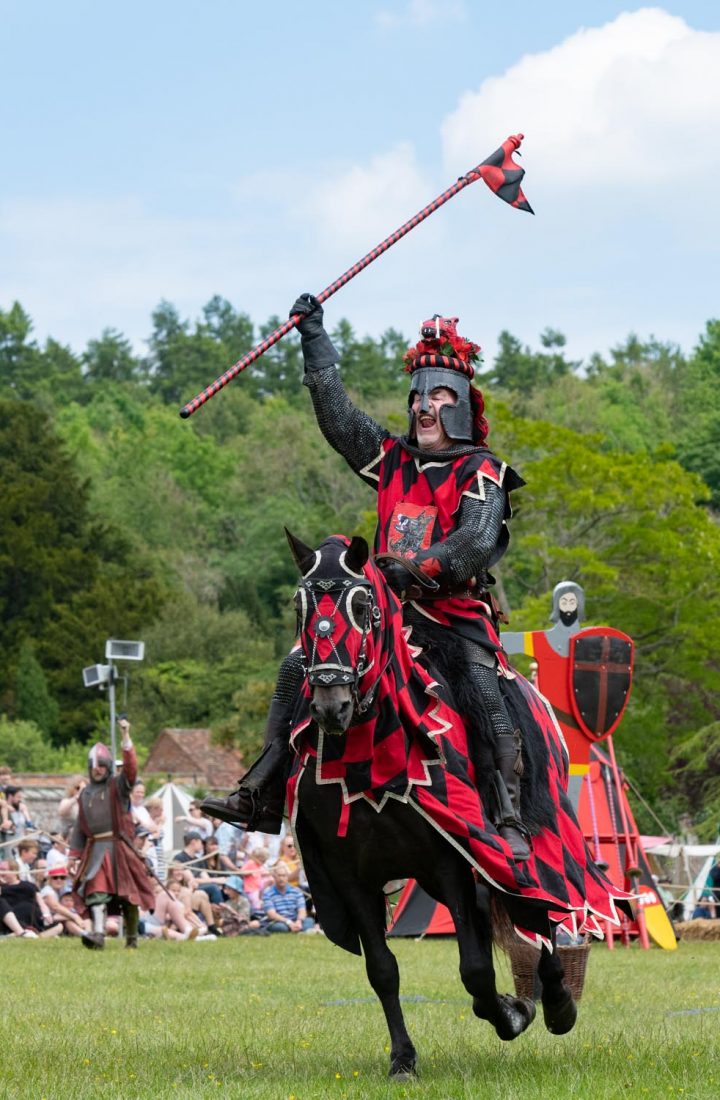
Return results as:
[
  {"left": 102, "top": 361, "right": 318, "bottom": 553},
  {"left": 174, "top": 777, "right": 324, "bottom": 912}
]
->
[{"left": 0, "top": 936, "right": 718, "bottom": 1099}]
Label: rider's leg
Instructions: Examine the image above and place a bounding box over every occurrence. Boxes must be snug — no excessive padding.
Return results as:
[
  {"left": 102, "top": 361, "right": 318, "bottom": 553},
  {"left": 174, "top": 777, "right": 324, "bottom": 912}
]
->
[
  {"left": 467, "top": 659, "right": 531, "bottom": 862},
  {"left": 200, "top": 649, "right": 305, "bottom": 831}
]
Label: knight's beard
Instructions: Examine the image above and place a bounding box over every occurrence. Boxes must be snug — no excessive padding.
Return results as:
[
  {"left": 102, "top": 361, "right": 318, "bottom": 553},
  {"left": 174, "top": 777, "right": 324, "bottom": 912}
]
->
[{"left": 559, "top": 610, "right": 578, "bottom": 627}]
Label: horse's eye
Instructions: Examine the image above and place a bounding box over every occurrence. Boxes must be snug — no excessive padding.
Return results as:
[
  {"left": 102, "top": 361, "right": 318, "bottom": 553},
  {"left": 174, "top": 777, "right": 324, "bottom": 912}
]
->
[{"left": 351, "top": 590, "right": 369, "bottom": 617}]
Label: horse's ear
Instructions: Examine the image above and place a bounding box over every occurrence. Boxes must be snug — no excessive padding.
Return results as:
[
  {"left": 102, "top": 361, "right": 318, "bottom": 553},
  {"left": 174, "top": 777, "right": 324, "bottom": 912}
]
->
[
  {"left": 345, "top": 535, "right": 369, "bottom": 575},
  {"left": 284, "top": 528, "right": 316, "bottom": 574}
]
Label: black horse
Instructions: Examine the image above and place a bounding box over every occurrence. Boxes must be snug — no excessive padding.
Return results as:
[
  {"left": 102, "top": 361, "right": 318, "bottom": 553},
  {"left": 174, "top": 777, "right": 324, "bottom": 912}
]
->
[{"left": 284, "top": 531, "right": 623, "bottom": 1077}]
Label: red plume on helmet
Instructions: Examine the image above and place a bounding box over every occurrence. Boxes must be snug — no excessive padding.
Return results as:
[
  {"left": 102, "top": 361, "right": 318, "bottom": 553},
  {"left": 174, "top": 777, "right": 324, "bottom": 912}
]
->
[
  {"left": 403, "top": 315, "right": 488, "bottom": 444},
  {"left": 469, "top": 385, "right": 489, "bottom": 445}
]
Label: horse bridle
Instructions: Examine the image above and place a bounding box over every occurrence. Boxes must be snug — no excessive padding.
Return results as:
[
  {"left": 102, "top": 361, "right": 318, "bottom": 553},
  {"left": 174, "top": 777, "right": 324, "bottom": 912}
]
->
[{"left": 298, "top": 575, "right": 386, "bottom": 716}]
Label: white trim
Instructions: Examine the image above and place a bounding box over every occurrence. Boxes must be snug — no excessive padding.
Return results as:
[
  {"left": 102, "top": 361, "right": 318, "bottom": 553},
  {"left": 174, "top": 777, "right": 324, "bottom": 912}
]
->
[
  {"left": 460, "top": 460, "right": 507, "bottom": 503},
  {"left": 339, "top": 551, "right": 366, "bottom": 580},
  {"left": 302, "top": 550, "right": 321, "bottom": 578},
  {"left": 358, "top": 446, "right": 385, "bottom": 484}
]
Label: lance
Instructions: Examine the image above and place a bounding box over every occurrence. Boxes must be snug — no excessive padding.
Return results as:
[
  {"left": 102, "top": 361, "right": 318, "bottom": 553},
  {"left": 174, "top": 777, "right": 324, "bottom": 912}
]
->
[{"left": 179, "top": 133, "right": 533, "bottom": 419}]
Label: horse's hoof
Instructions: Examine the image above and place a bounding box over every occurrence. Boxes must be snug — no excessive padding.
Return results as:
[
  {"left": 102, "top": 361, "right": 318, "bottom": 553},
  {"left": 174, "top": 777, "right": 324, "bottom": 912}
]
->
[
  {"left": 389, "top": 1056, "right": 417, "bottom": 1080},
  {"left": 542, "top": 990, "right": 577, "bottom": 1035},
  {"left": 493, "top": 994, "right": 536, "bottom": 1041}
]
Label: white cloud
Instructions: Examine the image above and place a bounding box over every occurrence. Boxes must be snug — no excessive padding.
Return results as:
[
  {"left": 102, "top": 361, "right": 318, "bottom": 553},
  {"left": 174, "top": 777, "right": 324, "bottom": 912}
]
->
[
  {"left": 304, "top": 142, "right": 434, "bottom": 254},
  {"left": 441, "top": 8, "right": 720, "bottom": 188},
  {"left": 376, "top": 0, "right": 466, "bottom": 30}
]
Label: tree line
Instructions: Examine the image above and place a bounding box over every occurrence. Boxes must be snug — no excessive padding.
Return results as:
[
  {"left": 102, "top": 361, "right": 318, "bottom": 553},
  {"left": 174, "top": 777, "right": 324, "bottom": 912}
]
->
[{"left": 1, "top": 297, "right": 719, "bottom": 835}]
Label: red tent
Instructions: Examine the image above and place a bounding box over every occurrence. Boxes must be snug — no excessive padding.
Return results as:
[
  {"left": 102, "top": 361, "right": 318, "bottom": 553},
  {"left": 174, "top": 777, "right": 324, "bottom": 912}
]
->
[{"left": 387, "top": 881, "right": 455, "bottom": 937}]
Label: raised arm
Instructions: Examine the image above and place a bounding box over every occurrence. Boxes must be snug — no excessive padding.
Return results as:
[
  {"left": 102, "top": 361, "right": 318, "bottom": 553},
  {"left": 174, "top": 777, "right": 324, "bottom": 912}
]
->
[{"left": 292, "top": 293, "right": 390, "bottom": 477}]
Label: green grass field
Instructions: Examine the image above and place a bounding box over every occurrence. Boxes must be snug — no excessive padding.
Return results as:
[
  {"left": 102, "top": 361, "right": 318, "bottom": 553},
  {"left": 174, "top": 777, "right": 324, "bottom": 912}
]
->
[{"left": 0, "top": 936, "right": 718, "bottom": 1100}]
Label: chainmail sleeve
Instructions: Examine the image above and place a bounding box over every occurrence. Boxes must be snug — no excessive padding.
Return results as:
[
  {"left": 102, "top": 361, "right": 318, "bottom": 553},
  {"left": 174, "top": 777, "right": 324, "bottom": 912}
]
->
[
  {"left": 416, "top": 479, "right": 508, "bottom": 586},
  {"left": 303, "top": 365, "right": 390, "bottom": 479}
]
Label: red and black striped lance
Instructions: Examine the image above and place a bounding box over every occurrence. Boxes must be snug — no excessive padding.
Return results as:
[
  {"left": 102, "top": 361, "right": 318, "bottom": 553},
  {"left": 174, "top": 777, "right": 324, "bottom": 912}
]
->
[{"left": 179, "top": 134, "right": 533, "bottom": 419}]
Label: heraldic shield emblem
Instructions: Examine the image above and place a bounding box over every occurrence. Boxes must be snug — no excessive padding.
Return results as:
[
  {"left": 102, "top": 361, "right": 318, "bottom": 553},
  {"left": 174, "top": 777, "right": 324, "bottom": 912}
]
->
[{"left": 569, "top": 626, "right": 634, "bottom": 741}]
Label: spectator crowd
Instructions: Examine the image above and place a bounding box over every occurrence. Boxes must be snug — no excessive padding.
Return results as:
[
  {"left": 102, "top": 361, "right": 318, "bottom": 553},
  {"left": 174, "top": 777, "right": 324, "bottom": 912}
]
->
[{"left": 0, "top": 764, "right": 319, "bottom": 944}]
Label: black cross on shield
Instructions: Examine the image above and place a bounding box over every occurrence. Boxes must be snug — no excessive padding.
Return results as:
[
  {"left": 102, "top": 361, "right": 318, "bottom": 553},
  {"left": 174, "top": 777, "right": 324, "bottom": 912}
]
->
[{"left": 569, "top": 627, "right": 634, "bottom": 741}]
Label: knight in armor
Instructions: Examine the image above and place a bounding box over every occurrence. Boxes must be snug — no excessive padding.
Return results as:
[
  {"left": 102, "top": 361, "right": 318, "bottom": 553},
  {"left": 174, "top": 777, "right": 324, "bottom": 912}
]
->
[
  {"left": 68, "top": 717, "right": 155, "bottom": 948},
  {"left": 202, "top": 295, "right": 531, "bottom": 860}
]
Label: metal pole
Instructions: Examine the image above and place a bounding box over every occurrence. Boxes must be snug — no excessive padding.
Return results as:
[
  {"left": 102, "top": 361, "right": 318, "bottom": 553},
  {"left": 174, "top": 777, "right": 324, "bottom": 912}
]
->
[{"left": 108, "top": 658, "right": 117, "bottom": 763}]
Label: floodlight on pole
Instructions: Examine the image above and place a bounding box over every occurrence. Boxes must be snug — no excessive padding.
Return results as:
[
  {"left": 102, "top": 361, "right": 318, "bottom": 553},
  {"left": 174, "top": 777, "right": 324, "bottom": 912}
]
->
[
  {"left": 82, "top": 638, "right": 144, "bottom": 761},
  {"left": 82, "top": 664, "right": 111, "bottom": 689}
]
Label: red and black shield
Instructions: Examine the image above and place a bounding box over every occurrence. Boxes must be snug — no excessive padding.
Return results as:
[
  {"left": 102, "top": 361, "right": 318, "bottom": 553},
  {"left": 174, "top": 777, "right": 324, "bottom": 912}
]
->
[{"left": 569, "top": 627, "right": 634, "bottom": 741}]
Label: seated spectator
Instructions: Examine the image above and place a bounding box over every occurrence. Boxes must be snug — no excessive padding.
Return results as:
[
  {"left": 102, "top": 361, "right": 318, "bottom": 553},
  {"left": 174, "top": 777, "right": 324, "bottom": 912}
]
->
[
  {"left": 167, "top": 866, "right": 224, "bottom": 937},
  {"left": 175, "top": 800, "right": 214, "bottom": 840},
  {"left": 262, "top": 861, "right": 314, "bottom": 934},
  {"left": 172, "top": 831, "right": 224, "bottom": 905},
  {"left": 199, "top": 835, "right": 223, "bottom": 877},
  {"left": 144, "top": 797, "right": 167, "bottom": 881},
  {"left": 130, "top": 781, "right": 156, "bottom": 835},
  {"left": 46, "top": 833, "right": 70, "bottom": 870},
  {"left": 16, "top": 839, "right": 40, "bottom": 882},
  {"left": 40, "top": 866, "right": 89, "bottom": 937},
  {"left": 240, "top": 846, "right": 271, "bottom": 911},
  {"left": 243, "top": 827, "right": 283, "bottom": 862},
  {"left": 275, "top": 835, "right": 301, "bottom": 885},
  {"left": 165, "top": 866, "right": 221, "bottom": 938},
  {"left": 217, "top": 875, "right": 264, "bottom": 936},
  {"left": 692, "top": 889, "right": 716, "bottom": 920},
  {"left": 1, "top": 787, "right": 34, "bottom": 849},
  {"left": 0, "top": 859, "right": 63, "bottom": 938},
  {"left": 135, "top": 828, "right": 159, "bottom": 878},
  {"left": 56, "top": 776, "right": 87, "bottom": 838},
  {"left": 33, "top": 858, "right": 48, "bottom": 882},
  {"left": 211, "top": 818, "right": 244, "bottom": 872},
  {"left": 138, "top": 878, "right": 200, "bottom": 941}
]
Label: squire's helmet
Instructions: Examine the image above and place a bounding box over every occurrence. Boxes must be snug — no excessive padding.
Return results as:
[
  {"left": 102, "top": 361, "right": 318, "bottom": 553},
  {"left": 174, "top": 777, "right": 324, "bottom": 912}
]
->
[
  {"left": 87, "top": 742, "right": 114, "bottom": 778},
  {"left": 404, "top": 315, "right": 486, "bottom": 444}
]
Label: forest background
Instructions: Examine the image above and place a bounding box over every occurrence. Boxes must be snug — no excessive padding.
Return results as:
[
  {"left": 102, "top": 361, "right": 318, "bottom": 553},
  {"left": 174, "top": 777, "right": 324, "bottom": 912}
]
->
[{"left": 1, "top": 297, "right": 719, "bottom": 838}]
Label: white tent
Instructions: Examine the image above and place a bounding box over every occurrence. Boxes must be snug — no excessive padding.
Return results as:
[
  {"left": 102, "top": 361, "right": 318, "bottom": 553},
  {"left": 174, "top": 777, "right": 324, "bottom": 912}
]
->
[
  {"left": 152, "top": 782, "right": 194, "bottom": 856},
  {"left": 645, "top": 841, "right": 720, "bottom": 920}
]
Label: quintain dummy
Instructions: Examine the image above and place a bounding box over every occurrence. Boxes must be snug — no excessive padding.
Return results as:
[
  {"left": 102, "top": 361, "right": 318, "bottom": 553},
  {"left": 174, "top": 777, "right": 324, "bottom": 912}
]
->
[
  {"left": 69, "top": 718, "right": 155, "bottom": 949},
  {"left": 203, "top": 296, "right": 531, "bottom": 860}
]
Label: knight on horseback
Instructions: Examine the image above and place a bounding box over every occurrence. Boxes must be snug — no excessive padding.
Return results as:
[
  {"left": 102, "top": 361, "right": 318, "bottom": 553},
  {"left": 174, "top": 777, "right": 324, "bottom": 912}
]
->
[{"left": 202, "top": 295, "right": 531, "bottom": 860}]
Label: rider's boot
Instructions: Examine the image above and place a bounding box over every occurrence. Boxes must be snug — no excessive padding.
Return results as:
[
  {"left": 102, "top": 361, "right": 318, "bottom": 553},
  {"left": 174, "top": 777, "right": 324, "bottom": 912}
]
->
[
  {"left": 494, "top": 730, "right": 531, "bottom": 862},
  {"left": 200, "top": 697, "right": 292, "bottom": 834},
  {"left": 82, "top": 903, "right": 107, "bottom": 950}
]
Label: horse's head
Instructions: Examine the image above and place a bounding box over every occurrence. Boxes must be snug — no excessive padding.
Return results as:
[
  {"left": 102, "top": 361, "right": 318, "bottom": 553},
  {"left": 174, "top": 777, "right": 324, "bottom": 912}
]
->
[{"left": 287, "top": 529, "right": 385, "bottom": 735}]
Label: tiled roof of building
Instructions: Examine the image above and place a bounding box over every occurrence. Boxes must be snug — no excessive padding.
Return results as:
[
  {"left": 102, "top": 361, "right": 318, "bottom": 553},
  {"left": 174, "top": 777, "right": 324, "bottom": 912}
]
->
[{"left": 144, "top": 728, "right": 245, "bottom": 790}]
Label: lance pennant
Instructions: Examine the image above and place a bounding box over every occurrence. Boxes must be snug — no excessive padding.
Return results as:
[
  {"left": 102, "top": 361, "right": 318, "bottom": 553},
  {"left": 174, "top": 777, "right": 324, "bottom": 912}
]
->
[{"left": 179, "top": 134, "right": 533, "bottom": 420}]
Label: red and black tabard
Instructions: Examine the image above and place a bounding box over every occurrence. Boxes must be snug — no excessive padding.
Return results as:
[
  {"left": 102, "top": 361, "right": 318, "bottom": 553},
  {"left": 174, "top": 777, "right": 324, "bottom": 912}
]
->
[{"left": 360, "top": 437, "right": 523, "bottom": 659}]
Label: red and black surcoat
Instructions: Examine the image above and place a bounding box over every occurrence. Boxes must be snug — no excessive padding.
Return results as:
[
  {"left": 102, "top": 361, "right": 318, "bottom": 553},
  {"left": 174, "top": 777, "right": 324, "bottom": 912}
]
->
[{"left": 360, "top": 437, "right": 523, "bottom": 662}]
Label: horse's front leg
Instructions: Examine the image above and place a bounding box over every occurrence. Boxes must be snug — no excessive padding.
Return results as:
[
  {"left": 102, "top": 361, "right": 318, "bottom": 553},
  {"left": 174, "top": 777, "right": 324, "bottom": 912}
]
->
[
  {"left": 355, "top": 891, "right": 417, "bottom": 1078},
  {"left": 445, "top": 877, "right": 536, "bottom": 1041},
  {"left": 537, "top": 938, "right": 577, "bottom": 1034}
]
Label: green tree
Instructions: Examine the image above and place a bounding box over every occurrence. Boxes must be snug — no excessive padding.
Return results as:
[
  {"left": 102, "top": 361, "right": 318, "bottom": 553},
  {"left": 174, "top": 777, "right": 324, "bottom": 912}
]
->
[
  {"left": 14, "top": 640, "right": 60, "bottom": 737},
  {"left": 482, "top": 328, "right": 577, "bottom": 396},
  {"left": 83, "top": 328, "right": 142, "bottom": 386},
  {"left": 677, "top": 319, "right": 720, "bottom": 508},
  {"left": 0, "top": 717, "right": 89, "bottom": 773},
  {"left": 490, "top": 402, "right": 720, "bottom": 809},
  {"left": 0, "top": 400, "right": 163, "bottom": 743}
]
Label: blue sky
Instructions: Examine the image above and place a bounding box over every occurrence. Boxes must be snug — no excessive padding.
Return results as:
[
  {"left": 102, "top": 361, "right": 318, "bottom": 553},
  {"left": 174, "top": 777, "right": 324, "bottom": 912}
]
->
[{"left": 2, "top": 1, "right": 719, "bottom": 370}]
